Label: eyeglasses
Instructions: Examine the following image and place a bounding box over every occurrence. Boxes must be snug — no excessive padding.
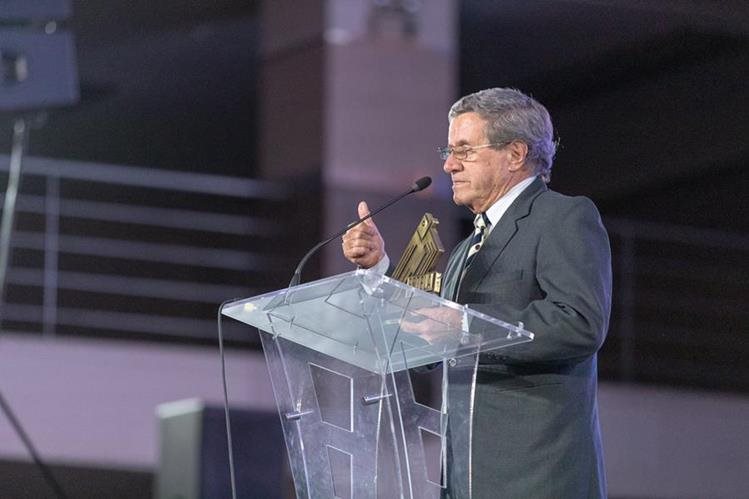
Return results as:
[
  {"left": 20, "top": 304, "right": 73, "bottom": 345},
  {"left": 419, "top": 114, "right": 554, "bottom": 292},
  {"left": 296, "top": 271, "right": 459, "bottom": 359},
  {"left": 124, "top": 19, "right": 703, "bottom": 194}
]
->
[{"left": 437, "top": 142, "right": 508, "bottom": 161}]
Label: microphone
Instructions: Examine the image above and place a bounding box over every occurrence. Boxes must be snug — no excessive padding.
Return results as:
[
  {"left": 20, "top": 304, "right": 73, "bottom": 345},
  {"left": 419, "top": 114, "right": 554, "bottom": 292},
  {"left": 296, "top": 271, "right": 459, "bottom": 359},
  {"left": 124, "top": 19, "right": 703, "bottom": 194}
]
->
[{"left": 289, "top": 176, "right": 432, "bottom": 287}]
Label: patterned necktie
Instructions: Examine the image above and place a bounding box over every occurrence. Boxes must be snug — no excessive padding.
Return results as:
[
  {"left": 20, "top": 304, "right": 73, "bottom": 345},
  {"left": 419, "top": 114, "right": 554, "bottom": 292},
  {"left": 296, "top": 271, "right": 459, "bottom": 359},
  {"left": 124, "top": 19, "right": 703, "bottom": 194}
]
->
[{"left": 464, "top": 212, "right": 491, "bottom": 270}]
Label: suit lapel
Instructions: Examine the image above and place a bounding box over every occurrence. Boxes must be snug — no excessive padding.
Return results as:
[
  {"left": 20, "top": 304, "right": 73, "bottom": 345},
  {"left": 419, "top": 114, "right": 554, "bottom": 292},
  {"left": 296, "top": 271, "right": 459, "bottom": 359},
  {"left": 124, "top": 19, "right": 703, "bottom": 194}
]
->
[
  {"left": 458, "top": 178, "right": 547, "bottom": 299},
  {"left": 442, "top": 236, "right": 471, "bottom": 302}
]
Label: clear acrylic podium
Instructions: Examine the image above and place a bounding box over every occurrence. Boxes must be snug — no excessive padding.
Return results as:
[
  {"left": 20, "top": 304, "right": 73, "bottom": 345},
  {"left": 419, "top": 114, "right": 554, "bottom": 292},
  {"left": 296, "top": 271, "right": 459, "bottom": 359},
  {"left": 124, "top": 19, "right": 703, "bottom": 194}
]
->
[{"left": 222, "top": 269, "right": 534, "bottom": 498}]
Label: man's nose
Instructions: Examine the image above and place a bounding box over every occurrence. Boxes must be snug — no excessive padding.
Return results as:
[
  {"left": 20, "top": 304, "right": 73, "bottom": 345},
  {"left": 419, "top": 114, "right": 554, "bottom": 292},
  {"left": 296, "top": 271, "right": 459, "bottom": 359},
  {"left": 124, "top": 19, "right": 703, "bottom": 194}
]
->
[{"left": 443, "top": 156, "right": 460, "bottom": 174}]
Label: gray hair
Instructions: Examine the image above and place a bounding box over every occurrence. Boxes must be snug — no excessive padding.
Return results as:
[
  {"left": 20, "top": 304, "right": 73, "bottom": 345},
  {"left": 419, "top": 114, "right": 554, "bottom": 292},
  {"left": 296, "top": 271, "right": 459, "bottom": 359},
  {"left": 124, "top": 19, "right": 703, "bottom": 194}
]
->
[{"left": 448, "top": 87, "right": 557, "bottom": 183}]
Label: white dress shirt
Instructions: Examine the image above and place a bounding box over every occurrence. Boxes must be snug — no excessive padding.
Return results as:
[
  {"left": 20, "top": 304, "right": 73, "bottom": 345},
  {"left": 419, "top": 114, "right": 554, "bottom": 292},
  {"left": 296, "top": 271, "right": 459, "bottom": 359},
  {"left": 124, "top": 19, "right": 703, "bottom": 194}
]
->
[
  {"left": 371, "top": 175, "right": 537, "bottom": 274},
  {"left": 483, "top": 175, "right": 536, "bottom": 234}
]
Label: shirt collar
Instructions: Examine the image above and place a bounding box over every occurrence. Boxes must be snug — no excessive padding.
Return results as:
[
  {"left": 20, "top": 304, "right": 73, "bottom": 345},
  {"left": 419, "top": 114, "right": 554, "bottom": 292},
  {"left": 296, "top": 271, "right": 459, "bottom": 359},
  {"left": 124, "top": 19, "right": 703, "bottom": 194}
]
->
[{"left": 484, "top": 175, "right": 536, "bottom": 232}]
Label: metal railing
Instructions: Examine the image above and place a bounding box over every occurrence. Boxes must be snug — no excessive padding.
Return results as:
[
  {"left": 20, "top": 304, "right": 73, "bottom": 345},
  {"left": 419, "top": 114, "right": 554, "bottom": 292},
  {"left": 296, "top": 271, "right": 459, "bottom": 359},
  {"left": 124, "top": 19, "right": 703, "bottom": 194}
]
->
[
  {"left": 603, "top": 217, "right": 749, "bottom": 392},
  {"left": 1, "top": 154, "right": 746, "bottom": 391},
  {"left": 0, "top": 154, "right": 303, "bottom": 344}
]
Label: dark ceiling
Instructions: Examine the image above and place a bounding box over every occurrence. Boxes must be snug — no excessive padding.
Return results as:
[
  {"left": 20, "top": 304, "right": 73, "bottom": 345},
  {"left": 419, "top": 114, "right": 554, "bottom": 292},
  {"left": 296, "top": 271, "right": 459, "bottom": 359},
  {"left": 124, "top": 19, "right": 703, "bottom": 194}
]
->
[
  {"left": 460, "top": 0, "right": 749, "bottom": 231},
  {"left": 0, "top": 0, "right": 747, "bottom": 230},
  {"left": 0, "top": 0, "right": 260, "bottom": 175}
]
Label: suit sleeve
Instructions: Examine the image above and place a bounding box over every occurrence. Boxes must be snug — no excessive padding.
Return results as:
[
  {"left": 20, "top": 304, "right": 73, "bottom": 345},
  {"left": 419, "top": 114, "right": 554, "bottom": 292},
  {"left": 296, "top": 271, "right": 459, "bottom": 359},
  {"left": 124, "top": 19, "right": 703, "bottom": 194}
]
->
[{"left": 470, "top": 197, "right": 612, "bottom": 364}]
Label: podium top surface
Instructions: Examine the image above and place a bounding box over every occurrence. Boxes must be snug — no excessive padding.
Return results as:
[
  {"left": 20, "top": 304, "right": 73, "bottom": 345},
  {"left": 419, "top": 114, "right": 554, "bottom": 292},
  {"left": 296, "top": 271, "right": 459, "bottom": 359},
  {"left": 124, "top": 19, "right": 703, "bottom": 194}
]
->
[{"left": 222, "top": 270, "right": 533, "bottom": 373}]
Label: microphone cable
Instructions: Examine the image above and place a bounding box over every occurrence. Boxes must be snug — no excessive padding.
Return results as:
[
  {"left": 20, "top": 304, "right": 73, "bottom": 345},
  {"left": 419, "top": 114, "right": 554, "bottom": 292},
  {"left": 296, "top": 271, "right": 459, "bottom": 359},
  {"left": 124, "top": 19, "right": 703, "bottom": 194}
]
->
[{"left": 217, "top": 298, "right": 240, "bottom": 499}]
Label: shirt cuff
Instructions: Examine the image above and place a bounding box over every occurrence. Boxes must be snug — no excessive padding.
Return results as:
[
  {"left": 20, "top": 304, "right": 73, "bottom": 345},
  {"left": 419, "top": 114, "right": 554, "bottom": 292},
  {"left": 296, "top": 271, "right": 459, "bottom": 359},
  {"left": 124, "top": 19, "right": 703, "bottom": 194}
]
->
[{"left": 369, "top": 254, "right": 390, "bottom": 275}]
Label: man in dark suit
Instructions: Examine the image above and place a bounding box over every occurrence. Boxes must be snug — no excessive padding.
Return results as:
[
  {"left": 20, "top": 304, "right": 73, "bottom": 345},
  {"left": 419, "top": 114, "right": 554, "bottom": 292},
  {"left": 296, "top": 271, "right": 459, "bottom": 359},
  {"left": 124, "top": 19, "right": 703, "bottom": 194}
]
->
[{"left": 342, "top": 87, "right": 611, "bottom": 498}]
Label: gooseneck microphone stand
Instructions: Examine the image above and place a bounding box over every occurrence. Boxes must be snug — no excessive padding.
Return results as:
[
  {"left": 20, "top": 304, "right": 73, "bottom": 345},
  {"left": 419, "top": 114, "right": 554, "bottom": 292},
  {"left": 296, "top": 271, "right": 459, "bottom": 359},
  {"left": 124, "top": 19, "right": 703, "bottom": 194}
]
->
[{"left": 288, "top": 176, "right": 432, "bottom": 287}]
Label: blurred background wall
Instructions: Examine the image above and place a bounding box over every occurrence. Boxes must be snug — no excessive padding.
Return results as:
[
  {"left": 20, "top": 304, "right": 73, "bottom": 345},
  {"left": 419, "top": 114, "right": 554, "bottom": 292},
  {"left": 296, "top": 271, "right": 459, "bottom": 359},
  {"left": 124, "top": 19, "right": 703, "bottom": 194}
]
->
[{"left": 0, "top": 0, "right": 746, "bottom": 497}]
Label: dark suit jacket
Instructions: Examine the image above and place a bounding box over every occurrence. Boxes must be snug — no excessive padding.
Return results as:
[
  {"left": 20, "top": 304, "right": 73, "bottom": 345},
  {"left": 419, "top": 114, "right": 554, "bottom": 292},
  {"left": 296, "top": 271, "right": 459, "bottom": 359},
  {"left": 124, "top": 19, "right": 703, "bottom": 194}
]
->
[{"left": 441, "top": 177, "right": 611, "bottom": 499}]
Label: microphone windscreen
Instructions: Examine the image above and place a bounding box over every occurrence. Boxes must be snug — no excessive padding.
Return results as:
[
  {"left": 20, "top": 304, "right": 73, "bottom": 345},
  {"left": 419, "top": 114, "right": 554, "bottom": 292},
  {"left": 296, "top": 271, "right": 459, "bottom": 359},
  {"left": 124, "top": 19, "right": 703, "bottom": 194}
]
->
[{"left": 412, "top": 176, "right": 432, "bottom": 192}]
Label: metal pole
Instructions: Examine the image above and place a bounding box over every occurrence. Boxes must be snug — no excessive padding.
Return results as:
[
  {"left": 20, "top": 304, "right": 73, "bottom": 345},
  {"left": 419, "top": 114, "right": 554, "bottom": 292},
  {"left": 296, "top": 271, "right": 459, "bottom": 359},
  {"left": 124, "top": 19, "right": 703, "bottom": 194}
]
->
[
  {"left": 0, "top": 117, "right": 70, "bottom": 499},
  {"left": 0, "top": 117, "right": 28, "bottom": 303},
  {"left": 43, "top": 174, "right": 60, "bottom": 336}
]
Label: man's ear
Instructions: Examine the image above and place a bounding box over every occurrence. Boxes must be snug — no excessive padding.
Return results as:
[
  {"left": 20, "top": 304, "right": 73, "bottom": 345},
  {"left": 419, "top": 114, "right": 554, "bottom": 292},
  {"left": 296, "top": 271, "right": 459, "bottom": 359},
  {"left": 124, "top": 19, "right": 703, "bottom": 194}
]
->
[{"left": 507, "top": 141, "right": 529, "bottom": 171}]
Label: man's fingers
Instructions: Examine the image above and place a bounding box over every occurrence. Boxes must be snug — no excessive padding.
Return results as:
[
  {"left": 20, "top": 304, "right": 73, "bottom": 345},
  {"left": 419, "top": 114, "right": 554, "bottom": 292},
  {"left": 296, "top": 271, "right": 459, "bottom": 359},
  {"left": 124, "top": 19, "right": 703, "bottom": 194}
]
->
[
  {"left": 341, "top": 201, "right": 384, "bottom": 269},
  {"left": 358, "top": 201, "right": 376, "bottom": 227},
  {"left": 357, "top": 200, "right": 370, "bottom": 219},
  {"left": 342, "top": 236, "right": 376, "bottom": 257},
  {"left": 345, "top": 226, "right": 371, "bottom": 239},
  {"left": 343, "top": 222, "right": 377, "bottom": 241},
  {"left": 346, "top": 244, "right": 369, "bottom": 258},
  {"left": 342, "top": 232, "right": 374, "bottom": 250}
]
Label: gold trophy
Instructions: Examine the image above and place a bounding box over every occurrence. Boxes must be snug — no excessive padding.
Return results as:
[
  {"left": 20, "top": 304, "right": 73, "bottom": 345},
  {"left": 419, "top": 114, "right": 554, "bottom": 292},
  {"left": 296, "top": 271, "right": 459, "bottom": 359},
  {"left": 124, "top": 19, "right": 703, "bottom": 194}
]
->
[{"left": 392, "top": 213, "right": 444, "bottom": 294}]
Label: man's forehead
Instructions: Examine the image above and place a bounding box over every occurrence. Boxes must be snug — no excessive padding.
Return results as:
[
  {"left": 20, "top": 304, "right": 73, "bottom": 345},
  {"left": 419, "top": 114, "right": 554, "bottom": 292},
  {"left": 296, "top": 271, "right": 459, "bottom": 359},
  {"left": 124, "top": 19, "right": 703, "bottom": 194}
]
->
[{"left": 448, "top": 112, "right": 488, "bottom": 144}]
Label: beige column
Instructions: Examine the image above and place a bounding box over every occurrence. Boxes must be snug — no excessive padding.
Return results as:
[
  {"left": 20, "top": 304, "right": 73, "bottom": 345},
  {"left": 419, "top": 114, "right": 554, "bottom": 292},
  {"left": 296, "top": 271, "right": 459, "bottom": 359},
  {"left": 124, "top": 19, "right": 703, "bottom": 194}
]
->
[
  {"left": 260, "top": 1, "right": 459, "bottom": 277},
  {"left": 322, "top": 0, "right": 459, "bottom": 275}
]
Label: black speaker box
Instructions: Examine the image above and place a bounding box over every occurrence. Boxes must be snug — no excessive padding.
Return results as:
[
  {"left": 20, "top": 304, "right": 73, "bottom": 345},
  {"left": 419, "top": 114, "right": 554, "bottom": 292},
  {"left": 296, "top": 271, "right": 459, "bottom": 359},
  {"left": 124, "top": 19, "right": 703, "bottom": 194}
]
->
[
  {"left": 156, "top": 400, "right": 288, "bottom": 499},
  {"left": 0, "top": 28, "right": 79, "bottom": 112}
]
